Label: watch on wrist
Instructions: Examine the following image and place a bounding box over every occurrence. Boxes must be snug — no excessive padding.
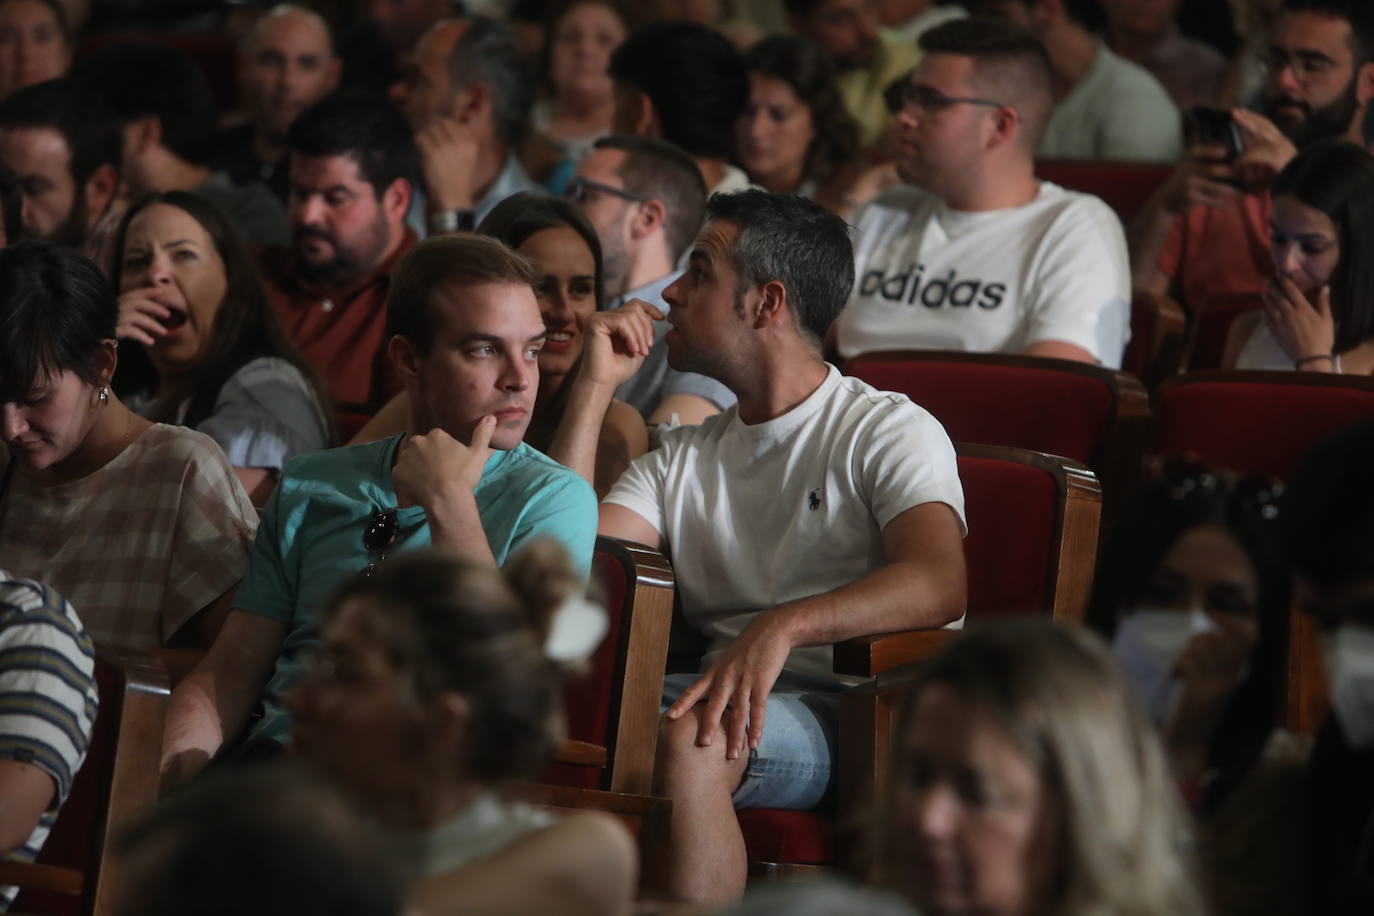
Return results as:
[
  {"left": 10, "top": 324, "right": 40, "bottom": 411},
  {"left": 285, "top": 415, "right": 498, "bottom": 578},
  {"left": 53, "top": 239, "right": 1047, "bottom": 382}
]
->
[{"left": 428, "top": 208, "right": 475, "bottom": 234}]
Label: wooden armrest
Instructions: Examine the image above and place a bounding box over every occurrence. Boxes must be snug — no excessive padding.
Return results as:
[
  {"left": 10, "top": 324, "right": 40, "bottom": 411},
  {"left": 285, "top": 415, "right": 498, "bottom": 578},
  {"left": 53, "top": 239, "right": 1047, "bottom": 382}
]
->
[
  {"left": 0, "top": 861, "right": 82, "bottom": 897},
  {"left": 553, "top": 739, "right": 609, "bottom": 768},
  {"left": 833, "top": 629, "right": 956, "bottom": 678}
]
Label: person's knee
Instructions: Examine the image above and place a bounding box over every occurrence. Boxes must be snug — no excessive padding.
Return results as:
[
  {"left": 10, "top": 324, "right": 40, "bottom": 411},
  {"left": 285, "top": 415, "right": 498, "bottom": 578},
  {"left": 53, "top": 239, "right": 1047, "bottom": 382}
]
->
[{"left": 656, "top": 708, "right": 705, "bottom": 768}]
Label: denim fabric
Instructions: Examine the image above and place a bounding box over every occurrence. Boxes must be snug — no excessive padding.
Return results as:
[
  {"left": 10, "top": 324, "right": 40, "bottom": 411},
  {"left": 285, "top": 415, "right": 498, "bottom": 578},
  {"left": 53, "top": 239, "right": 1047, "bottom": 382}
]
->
[{"left": 661, "top": 672, "right": 838, "bottom": 810}]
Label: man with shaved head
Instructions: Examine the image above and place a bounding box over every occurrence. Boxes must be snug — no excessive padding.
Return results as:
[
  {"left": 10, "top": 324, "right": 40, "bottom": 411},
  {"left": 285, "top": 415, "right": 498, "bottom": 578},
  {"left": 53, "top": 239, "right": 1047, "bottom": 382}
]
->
[
  {"left": 835, "top": 17, "right": 1131, "bottom": 367},
  {"left": 216, "top": 4, "right": 341, "bottom": 203}
]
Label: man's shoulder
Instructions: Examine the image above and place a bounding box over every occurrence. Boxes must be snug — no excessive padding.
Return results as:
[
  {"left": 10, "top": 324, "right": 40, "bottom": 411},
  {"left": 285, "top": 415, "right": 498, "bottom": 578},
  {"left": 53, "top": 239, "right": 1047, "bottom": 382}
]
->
[
  {"left": 855, "top": 186, "right": 939, "bottom": 236},
  {"left": 1086, "top": 45, "right": 1176, "bottom": 108},
  {"left": 487, "top": 443, "right": 596, "bottom": 500},
  {"left": 278, "top": 437, "right": 394, "bottom": 497}
]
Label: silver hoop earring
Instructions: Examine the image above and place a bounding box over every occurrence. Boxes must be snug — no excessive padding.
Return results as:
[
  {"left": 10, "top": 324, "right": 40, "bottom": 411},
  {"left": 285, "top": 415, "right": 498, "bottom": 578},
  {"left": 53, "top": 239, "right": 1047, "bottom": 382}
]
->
[{"left": 98, "top": 386, "right": 110, "bottom": 405}]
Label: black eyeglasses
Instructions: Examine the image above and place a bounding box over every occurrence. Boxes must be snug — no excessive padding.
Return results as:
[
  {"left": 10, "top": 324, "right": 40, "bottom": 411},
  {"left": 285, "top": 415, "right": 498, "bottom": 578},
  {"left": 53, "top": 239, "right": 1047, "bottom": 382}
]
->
[
  {"left": 362, "top": 508, "right": 397, "bottom": 577},
  {"left": 1257, "top": 48, "right": 1339, "bottom": 81},
  {"left": 564, "top": 175, "right": 647, "bottom": 205},
  {"left": 883, "top": 79, "right": 1007, "bottom": 116}
]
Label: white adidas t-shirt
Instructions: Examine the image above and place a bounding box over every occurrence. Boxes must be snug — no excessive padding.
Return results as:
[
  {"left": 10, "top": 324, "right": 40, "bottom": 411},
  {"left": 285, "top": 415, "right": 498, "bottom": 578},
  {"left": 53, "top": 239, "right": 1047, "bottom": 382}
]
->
[
  {"left": 603, "top": 365, "right": 966, "bottom": 687},
  {"left": 835, "top": 182, "right": 1131, "bottom": 368}
]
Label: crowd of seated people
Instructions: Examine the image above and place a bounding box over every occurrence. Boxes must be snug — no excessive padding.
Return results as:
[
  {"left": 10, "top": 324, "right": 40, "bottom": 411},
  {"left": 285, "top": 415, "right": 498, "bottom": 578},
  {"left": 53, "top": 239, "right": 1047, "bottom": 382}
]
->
[{"left": 1, "top": 1, "right": 1374, "bottom": 915}]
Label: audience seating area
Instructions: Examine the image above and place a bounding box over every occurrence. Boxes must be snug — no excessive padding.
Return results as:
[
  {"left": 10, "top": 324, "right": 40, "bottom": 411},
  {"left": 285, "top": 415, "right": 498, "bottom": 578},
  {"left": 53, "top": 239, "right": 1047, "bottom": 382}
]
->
[{"left": 740, "top": 444, "right": 1103, "bottom": 873}]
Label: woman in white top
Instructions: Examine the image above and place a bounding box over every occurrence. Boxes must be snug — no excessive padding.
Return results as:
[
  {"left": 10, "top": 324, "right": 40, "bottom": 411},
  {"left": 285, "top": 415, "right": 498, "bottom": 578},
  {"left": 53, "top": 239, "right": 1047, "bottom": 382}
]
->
[
  {"left": 112, "top": 191, "right": 332, "bottom": 503},
  {"left": 1229, "top": 140, "right": 1374, "bottom": 376},
  {"left": 287, "top": 544, "right": 636, "bottom": 916}
]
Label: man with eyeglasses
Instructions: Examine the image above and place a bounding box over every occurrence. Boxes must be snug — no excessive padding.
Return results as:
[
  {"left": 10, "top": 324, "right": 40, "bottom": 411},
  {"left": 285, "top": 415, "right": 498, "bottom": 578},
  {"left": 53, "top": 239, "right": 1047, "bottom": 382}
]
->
[
  {"left": 971, "top": 0, "right": 1182, "bottom": 162},
  {"left": 1132, "top": 0, "right": 1374, "bottom": 311},
  {"left": 835, "top": 17, "right": 1131, "bottom": 367},
  {"left": 565, "top": 135, "right": 735, "bottom": 427},
  {"left": 158, "top": 234, "right": 597, "bottom": 790}
]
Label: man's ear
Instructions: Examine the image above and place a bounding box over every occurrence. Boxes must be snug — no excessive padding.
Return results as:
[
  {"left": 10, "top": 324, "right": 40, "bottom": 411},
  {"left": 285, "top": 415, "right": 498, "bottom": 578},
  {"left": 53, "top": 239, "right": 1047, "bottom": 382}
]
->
[
  {"left": 1356, "top": 60, "right": 1374, "bottom": 107},
  {"left": 752, "top": 278, "right": 790, "bottom": 330},
  {"left": 388, "top": 333, "right": 422, "bottom": 381},
  {"left": 629, "top": 197, "right": 666, "bottom": 241},
  {"left": 382, "top": 176, "right": 411, "bottom": 224},
  {"left": 631, "top": 89, "right": 659, "bottom": 138},
  {"left": 128, "top": 114, "right": 161, "bottom": 157},
  {"left": 453, "top": 82, "right": 490, "bottom": 129},
  {"left": 82, "top": 164, "right": 119, "bottom": 231},
  {"left": 430, "top": 691, "right": 472, "bottom": 749},
  {"left": 985, "top": 105, "right": 1021, "bottom": 151}
]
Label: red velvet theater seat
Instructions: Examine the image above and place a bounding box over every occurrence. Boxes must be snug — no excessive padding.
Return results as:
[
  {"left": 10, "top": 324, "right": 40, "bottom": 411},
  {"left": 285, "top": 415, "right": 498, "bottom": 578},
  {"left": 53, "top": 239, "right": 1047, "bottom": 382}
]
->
[
  {"left": 1154, "top": 370, "right": 1374, "bottom": 479},
  {"left": 1124, "top": 290, "right": 1186, "bottom": 388},
  {"left": 740, "top": 446, "right": 1103, "bottom": 875},
  {"left": 1034, "top": 160, "right": 1173, "bottom": 226},
  {"left": 1184, "top": 295, "right": 1263, "bottom": 371},
  {"left": 845, "top": 350, "right": 1148, "bottom": 516},
  {"left": 541, "top": 537, "right": 673, "bottom": 796}
]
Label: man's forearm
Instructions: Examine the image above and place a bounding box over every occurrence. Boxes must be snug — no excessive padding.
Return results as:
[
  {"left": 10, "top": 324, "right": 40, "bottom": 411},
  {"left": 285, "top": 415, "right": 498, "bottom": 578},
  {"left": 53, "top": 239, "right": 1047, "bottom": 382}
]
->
[
  {"left": 548, "top": 377, "right": 617, "bottom": 487},
  {"left": 765, "top": 559, "right": 965, "bottom": 650},
  {"left": 160, "top": 669, "right": 238, "bottom": 790},
  {"left": 426, "top": 490, "right": 498, "bottom": 567}
]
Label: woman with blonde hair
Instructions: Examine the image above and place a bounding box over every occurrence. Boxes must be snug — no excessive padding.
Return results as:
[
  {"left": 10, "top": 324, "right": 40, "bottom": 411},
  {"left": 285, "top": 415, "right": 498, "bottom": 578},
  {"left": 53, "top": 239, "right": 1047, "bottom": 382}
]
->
[
  {"left": 288, "top": 543, "right": 635, "bottom": 916},
  {"left": 878, "top": 620, "right": 1207, "bottom": 916}
]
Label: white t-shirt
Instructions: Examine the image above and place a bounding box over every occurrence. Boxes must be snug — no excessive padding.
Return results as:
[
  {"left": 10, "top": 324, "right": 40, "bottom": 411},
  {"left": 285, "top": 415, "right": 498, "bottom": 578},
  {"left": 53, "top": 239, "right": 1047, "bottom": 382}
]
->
[
  {"left": 1039, "top": 42, "right": 1183, "bottom": 163},
  {"left": 836, "top": 182, "right": 1131, "bottom": 367},
  {"left": 603, "top": 365, "right": 966, "bottom": 687}
]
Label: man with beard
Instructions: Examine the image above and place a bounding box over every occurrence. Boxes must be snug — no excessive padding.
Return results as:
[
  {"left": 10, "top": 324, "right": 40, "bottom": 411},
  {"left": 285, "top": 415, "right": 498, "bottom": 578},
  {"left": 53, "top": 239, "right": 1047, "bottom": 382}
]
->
[
  {"left": 259, "top": 91, "right": 419, "bottom": 415},
  {"left": 786, "top": 0, "right": 920, "bottom": 153},
  {"left": 1131, "top": 0, "right": 1374, "bottom": 310},
  {"left": 214, "top": 5, "right": 342, "bottom": 205},
  {"left": 568, "top": 135, "right": 734, "bottom": 426},
  {"left": 0, "top": 77, "right": 122, "bottom": 273}
]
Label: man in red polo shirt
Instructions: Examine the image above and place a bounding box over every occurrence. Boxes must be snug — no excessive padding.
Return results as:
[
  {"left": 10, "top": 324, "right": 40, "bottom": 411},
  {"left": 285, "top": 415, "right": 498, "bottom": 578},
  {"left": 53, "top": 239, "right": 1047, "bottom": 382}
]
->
[{"left": 259, "top": 90, "right": 420, "bottom": 416}]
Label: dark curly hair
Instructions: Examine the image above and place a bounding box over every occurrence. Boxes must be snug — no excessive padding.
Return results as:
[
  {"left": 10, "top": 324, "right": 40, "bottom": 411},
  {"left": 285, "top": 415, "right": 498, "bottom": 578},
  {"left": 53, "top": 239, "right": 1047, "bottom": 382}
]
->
[{"left": 742, "top": 35, "right": 860, "bottom": 186}]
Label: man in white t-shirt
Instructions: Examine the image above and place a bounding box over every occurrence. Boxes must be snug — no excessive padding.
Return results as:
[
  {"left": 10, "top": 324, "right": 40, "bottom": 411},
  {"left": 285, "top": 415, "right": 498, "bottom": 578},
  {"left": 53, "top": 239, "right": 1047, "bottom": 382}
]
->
[
  {"left": 552, "top": 190, "right": 967, "bottom": 905},
  {"left": 972, "top": 0, "right": 1182, "bottom": 161},
  {"left": 835, "top": 16, "right": 1131, "bottom": 367}
]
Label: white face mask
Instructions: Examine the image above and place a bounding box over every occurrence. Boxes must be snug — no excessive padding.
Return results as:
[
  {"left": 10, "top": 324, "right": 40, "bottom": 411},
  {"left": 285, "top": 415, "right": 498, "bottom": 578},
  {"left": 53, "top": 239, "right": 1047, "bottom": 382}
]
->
[
  {"left": 1320, "top": 626, "right": 1374, "bottom": 749},
  {"left": 1113, "top": 609, "right": 1215, "bottom": 724}
]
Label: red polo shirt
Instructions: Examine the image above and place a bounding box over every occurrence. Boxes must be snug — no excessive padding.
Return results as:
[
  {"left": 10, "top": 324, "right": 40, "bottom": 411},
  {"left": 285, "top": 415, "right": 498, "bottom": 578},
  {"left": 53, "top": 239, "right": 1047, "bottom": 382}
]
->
[{"left": 260, "top": 231, "right": 417, "bottom": 414}]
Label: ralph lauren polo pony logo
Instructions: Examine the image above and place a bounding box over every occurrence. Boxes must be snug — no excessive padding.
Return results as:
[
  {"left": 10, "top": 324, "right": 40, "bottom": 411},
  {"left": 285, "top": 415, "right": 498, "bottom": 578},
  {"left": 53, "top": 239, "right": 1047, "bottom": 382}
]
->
[{"left": 809, "top": 490, "right": 822, "bottom": 511}]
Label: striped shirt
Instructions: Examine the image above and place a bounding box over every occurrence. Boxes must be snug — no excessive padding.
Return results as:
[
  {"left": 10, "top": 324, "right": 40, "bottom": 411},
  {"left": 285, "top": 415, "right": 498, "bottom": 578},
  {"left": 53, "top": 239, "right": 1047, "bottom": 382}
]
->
[{"left": 0, "top": 574, "right": 98, "bottom": 910}]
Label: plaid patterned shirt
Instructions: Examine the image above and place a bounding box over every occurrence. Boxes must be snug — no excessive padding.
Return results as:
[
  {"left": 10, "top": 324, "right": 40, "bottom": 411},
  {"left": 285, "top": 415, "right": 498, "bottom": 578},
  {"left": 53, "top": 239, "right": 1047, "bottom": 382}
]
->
[
  {"left": 0, "top": 425, "right": 257, "bottom": 648},
  {"left": 0, "top": 574, "right": 97, "bottom": 909}
]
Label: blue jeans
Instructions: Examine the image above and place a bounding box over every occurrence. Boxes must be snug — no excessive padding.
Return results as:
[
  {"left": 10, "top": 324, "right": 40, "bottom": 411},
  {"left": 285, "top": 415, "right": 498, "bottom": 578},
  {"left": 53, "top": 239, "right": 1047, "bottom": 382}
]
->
[{"left": 661, "top": 672, "right": 838, "bottom": 810}]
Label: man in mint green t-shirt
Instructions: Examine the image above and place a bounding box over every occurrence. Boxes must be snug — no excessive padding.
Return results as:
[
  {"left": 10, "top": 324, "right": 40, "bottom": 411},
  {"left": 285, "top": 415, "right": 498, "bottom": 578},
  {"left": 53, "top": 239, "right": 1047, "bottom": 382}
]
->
[{"left": 159, "top": 235, "right": 598, "bottom": 784}]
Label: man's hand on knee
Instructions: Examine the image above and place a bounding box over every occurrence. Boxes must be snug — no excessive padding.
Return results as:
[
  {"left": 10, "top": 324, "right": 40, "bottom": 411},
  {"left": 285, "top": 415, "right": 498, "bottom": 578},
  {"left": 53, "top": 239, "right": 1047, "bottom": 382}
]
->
[{"left": 664, "top": 613, "right": 794, "bottom": 761}]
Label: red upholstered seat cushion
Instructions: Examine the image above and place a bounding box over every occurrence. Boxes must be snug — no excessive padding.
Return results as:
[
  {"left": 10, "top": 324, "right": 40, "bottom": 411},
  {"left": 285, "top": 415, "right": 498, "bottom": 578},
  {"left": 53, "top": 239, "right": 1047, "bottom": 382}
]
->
[
  {"left": 1155, "top": 379, "right": 1374, "bottom": 479},
  {"left": 542, "top": 547, "right": 629, "bottom": 790},
  {"left": 958, "top": 456, "right": 1057, "bottom": 617},
  {"left": 1186, "top": 296, "right": 1262, "bottom": 371},
  {"left": 850, "top": 359, "right": 1112, "bottom": 467},
  {"left": 1034, "top": 160, "right": 1173, "bottom": 225},
  {"left": 739, "top": 809, "right": 834, "bottom": 865}
]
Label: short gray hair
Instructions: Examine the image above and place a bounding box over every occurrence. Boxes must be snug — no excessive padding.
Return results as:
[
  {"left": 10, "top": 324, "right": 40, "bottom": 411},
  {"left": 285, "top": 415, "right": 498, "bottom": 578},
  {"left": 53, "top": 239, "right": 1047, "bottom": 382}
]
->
[{"left": 448, "top": 16, "right": 535, "bottom": 149}]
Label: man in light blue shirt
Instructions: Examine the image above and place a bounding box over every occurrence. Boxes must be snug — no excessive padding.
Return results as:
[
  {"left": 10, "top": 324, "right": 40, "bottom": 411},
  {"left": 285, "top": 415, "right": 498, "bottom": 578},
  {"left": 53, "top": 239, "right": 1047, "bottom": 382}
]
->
[{"left": 159, "top": 234, "right": 597, "bottom": 782}]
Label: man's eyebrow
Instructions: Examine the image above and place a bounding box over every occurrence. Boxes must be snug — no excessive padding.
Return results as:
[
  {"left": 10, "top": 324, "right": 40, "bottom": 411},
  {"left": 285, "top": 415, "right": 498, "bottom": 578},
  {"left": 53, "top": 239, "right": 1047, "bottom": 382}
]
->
[{"left": 454, "top": 331, "right": 549, "bottom": 346}]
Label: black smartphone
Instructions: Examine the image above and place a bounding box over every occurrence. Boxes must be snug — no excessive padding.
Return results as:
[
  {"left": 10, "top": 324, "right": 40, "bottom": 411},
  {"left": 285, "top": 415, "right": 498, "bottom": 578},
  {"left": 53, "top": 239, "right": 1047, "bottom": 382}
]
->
[{"left": 1186, "top": 107, "right": 1245, "bottom": 160}]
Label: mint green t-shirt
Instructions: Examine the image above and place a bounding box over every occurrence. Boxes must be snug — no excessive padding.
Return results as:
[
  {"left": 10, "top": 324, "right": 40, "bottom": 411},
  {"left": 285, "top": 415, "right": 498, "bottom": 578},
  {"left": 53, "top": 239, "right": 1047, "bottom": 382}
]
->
[{"left": 236, "top": 435, "right": 597, "bottom": 747}]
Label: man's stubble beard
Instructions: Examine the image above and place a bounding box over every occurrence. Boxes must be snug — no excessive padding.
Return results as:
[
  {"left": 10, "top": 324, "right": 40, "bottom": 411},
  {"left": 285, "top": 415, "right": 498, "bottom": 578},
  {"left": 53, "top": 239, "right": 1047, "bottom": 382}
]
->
[
  {"left": 1267, "top": 78, "right": 1361, "bottom": 147},
  {"left": 296, "top": 208, "right": 393, "bottom": 288}
]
